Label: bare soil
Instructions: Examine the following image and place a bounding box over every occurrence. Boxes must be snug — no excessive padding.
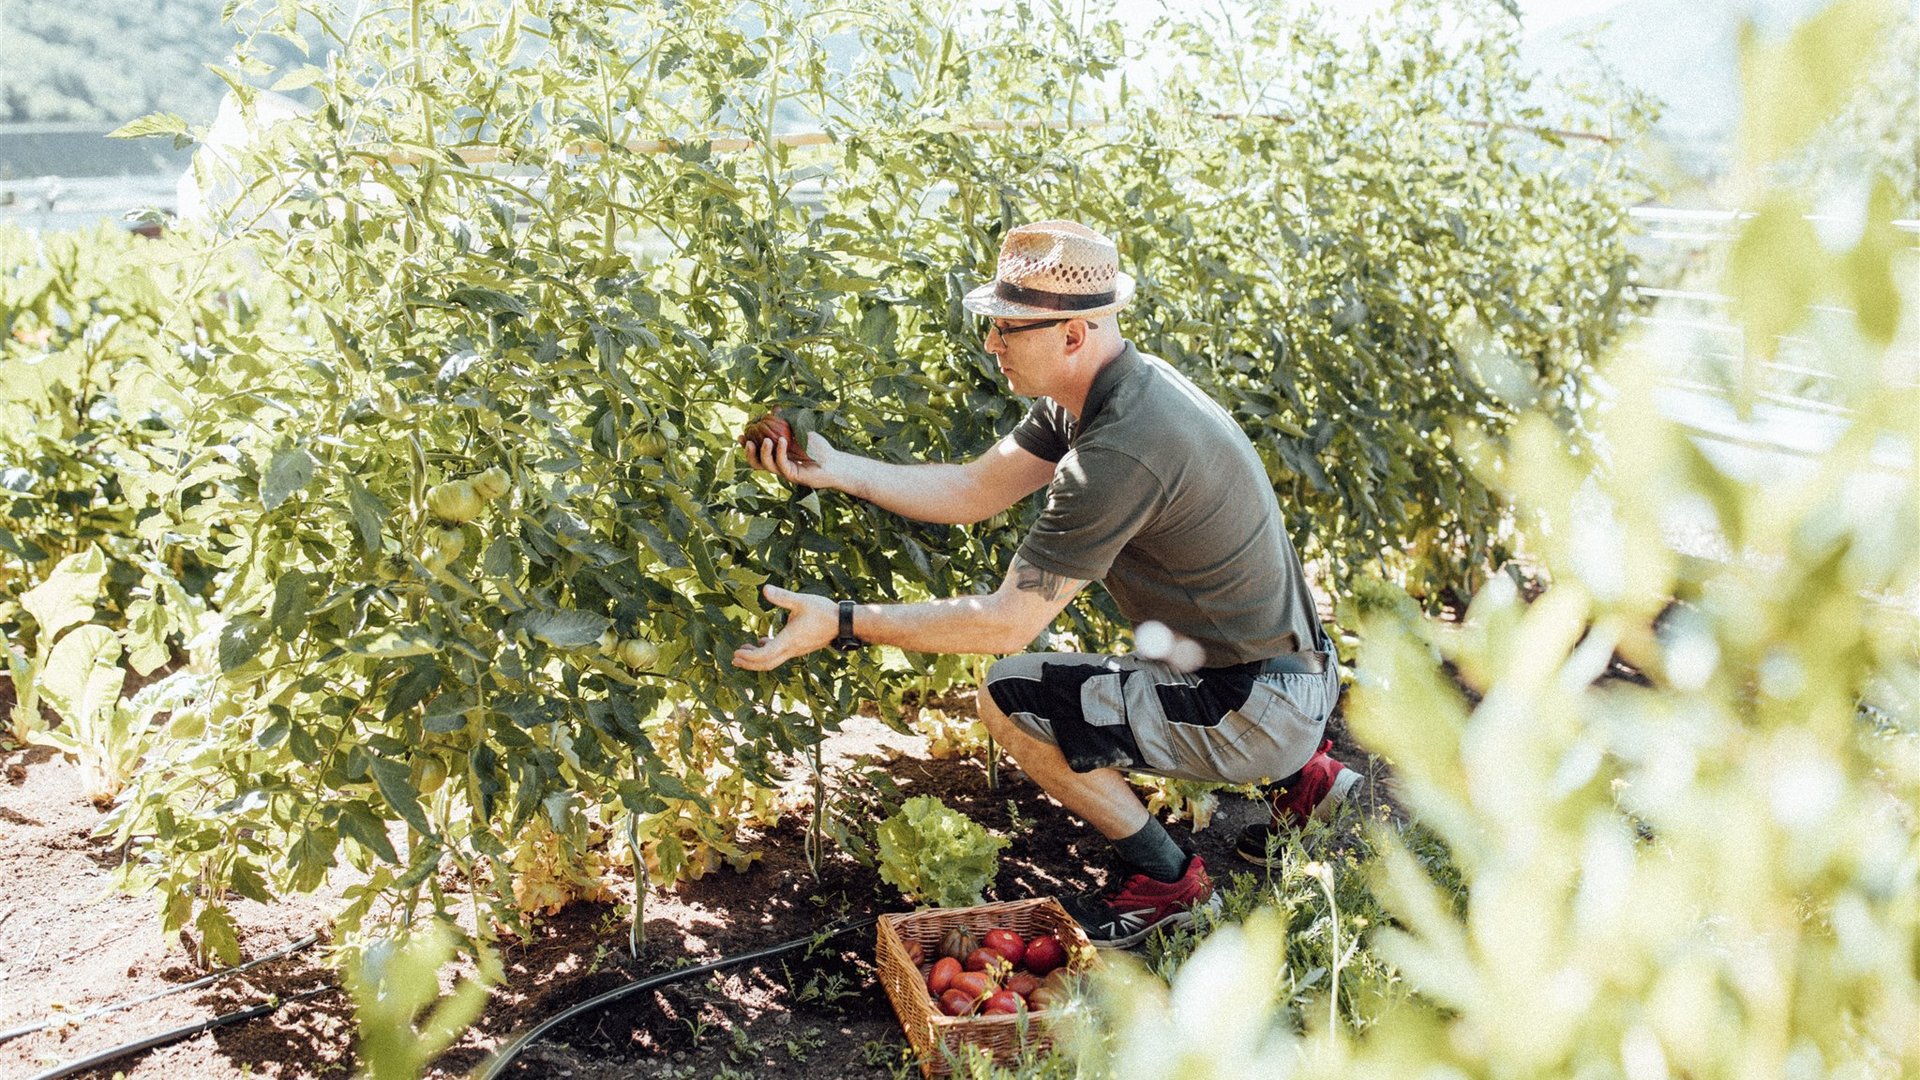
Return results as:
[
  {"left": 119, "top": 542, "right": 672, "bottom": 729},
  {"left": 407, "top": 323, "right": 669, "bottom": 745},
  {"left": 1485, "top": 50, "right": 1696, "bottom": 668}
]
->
[{"left": 1, "top": 699, "right": 1389, "bottom": 1080}]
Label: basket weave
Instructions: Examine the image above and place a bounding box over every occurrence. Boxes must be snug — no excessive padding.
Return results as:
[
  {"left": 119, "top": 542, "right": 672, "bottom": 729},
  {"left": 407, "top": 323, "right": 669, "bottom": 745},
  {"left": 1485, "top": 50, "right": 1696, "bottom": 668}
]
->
[{"left": 875, "top": 897, "right": 1098, "bottom": 1078}]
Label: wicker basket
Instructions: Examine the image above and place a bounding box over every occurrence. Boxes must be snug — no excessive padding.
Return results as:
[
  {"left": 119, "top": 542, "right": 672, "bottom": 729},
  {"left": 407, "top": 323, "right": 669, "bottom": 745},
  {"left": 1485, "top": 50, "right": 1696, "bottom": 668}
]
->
[{"left": 875, "top": 897, "right": 1098, "bottom": 1078}]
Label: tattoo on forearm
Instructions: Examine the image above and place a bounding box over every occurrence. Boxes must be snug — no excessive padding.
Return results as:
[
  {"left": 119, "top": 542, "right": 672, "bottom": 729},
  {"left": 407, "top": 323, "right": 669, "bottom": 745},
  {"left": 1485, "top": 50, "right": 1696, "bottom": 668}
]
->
[{"left": 1012, "top": 557, "right": 1074, "bottom": 601}]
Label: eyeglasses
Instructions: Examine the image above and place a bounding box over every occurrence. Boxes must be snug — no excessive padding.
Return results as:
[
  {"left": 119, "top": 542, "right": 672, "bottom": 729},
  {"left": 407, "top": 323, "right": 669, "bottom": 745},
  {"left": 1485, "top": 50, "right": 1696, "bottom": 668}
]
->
[{"left": 981, "top": 316, "right": 1096, "bottom": 339}]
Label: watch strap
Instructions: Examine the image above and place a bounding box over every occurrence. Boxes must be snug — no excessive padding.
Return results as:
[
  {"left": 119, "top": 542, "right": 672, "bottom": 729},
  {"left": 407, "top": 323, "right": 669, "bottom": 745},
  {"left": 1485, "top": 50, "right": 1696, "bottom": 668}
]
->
[{"left": 832, "top": 599, "right": 864, "bottom": 651}]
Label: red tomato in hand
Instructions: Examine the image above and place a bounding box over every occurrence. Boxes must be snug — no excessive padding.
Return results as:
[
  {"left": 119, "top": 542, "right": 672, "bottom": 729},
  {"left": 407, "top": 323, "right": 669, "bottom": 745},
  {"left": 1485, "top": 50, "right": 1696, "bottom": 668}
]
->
[{"left": 738, "top": 411, "right": 813, "bottom": 463}]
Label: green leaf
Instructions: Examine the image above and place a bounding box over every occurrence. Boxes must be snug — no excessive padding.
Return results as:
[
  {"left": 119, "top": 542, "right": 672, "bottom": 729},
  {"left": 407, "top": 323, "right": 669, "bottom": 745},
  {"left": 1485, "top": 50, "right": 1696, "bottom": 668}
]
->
[
  {"left": 1726, "top": 198, "right": 1824, "bottom": 363},
  {"left": 261, "top": 447, "right": 315, "bottom": 511},
  {"left": 348, "top": 626, "right": 441, "bottom": 657},
  {"left": 122, "top": 597, "right": 174, "bottom": 677},
  {"left": 40, "top": 625, "right": 126, "bottom": 728},
  {"left": 218, "top": 615, "right": 272, "bottom": 672},
  {"left": 272, "top": 65, "right": 325, "bottom": 92},
  {"left": 514, "top": 608, "right": 611, "bottom": 649},
  {"left": 340, "top": 802, "right": 401, "bottom": 864},
  {"left": 21, "top": 547, "right": 109, "bottom": 641},
  {"left": 196, "top": 904, "right": 242, "bottom": 966},
  {"left": 108, "top": 111, "right": 194, "bottom": 150},
  {"left": 1841, "top": 178, "right": 1906, "bottom": 347},
  {"left": 287, "top": 827, "right": 338, "bottom": 892},
  {"left": 230, "top": 861, "right": 274, "bottom": 905},
  {"left": 270, "top": 571, "right": 313, "bottom": 640},
  {"left": 346, "top": 478, "right": 388, "bottom": 555},
  {"left": 383, "top": 661, "right": 442, "bottom": 720},
  {"left": 421, "top": 695, "right": 470, "bottom": 733},
  {"left": 1737, "top": 0, "right": 1894, "bottom": 170},
  {"left": 368, "top": 756, "right": 432, "bottom": 835}
]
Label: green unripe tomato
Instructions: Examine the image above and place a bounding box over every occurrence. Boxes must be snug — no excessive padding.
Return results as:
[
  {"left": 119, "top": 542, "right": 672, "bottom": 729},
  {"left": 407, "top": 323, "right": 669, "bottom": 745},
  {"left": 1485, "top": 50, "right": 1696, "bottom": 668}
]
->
[
  {"left": 373, "top": 384, "right": 412, "bottom": 422},
  {"left": 471, "top": 466, "right": 511, "bottom": 501},
  {"left": 616, "top": 638, "right": 660, "bottom": 670},
  {"left": 423, "top": 525, "right": 465, "bottom": 572},
  {"left": 426, "top": 480, "right": 483, "bottom": 523},
  {"left": 412, "top": 755, "right": 449, "bottom": 794},
  {"left": 634, "top": 430, "right": 669, "bottom": 459}
]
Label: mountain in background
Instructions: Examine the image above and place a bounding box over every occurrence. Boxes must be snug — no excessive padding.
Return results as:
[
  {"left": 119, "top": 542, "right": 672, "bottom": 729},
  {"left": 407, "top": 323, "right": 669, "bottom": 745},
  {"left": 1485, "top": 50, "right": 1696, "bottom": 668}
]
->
[{"left": 2, "top": 0, "right": 247, "bottom": 127}]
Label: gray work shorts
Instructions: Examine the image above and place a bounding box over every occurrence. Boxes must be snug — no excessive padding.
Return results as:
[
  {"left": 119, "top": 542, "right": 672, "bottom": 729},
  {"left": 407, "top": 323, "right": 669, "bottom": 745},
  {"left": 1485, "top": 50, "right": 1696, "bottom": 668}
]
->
[{"left": 984, "top": 649, "right": 1341, "bottom": 785}]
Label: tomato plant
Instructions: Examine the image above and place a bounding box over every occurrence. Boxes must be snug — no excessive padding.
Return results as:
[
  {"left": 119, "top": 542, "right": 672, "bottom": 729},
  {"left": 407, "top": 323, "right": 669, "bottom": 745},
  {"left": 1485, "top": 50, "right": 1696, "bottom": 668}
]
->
[{"left": 15, "top": 0, "right": 1651, "bottom": 960}]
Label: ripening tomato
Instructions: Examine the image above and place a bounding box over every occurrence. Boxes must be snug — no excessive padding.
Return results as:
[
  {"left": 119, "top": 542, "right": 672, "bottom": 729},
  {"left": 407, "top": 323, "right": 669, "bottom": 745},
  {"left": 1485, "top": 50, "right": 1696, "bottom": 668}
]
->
[
  {"left": 950, "top": 970, "right": 994, "bottom": 1002},
  {"left": 982, "top": 928, "right": 1025, "bottom": 967},
  {"left": 965, "top": 948, "right": 1011, "bottom": 982},
  {"left": 1022, "top": 934, "right": 1067, "bottom": 977},
  {"left": 983, "top": 989, "right": 1023, "bottom": 1015},
  {"left": 738, "top": 411, "right": 813, "bottom": 464},
  {"left": 1026, "top": 984, "right": 1064, "bottom": 1011},
  {"left": 927, "top": 956, "right": 962, "bottom": 996},
  {"left": 939, "top": 927, "right": 979, "bottom": 962},
  {"left": 938, "top": 988, "right": 976, "bottom": 1017},
  {"left": 1005, "top": 973, "right": 1040, "bottom": 998}
]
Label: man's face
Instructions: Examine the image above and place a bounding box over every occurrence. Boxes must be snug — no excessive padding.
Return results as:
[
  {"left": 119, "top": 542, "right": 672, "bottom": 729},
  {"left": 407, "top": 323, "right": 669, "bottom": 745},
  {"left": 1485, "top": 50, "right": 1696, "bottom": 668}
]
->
[{"left": 982, "top": 316, "right": 1074, "bottom": 396}]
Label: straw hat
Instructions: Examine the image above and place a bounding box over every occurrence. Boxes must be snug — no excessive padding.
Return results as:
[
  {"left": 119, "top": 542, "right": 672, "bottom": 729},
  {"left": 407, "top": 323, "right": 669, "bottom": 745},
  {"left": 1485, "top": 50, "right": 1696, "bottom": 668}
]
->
[{"left": 962, "top": 220, "right": 1137, "bottom": 319}]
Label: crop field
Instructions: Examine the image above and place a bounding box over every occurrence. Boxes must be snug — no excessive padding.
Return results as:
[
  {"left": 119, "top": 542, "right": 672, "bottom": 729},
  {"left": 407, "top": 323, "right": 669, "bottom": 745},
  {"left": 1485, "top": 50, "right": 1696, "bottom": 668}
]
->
[{"left": 1, "top": 1, "right": 1915, "bottom": 1078}]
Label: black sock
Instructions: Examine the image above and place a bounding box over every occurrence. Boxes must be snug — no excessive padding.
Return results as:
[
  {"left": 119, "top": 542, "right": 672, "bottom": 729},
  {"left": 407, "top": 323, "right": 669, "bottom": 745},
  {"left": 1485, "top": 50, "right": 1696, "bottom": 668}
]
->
[{"left": 1112, "top": 818, "right": 1188, "bottom": 883}]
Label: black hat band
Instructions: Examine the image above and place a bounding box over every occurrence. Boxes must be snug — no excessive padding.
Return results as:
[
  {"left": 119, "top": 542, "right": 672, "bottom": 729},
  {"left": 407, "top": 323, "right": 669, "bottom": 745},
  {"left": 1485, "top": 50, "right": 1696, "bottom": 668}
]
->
[{"left": 994, "top": 279, "right": 1117, "bottom": 310}]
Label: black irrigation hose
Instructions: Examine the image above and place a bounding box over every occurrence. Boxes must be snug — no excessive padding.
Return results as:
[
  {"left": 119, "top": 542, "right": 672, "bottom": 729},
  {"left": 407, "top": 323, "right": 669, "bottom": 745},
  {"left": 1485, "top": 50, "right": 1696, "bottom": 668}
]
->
[
  {"left": 476, "top": 915, "right": 880, "bottom": 1080},
  {"left": 0, "top": 933, "right": 323, "bottom": 1046},
  {"left": 24, "top": 983, "right": 338, "bottom": 1080}
]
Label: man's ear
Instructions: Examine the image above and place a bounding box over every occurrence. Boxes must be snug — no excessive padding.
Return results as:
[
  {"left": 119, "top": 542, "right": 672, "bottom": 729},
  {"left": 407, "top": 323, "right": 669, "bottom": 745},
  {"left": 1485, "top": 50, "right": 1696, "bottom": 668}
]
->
[{"left": 1065, "top": 317, "right": 1089, "bottom": 352}]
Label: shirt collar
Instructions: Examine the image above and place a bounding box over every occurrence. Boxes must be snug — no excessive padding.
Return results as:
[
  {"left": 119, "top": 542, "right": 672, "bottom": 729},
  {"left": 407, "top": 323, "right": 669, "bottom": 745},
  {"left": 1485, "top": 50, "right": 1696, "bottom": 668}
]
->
[{"left": 1076, "top": 340, "right": 1141, "bottom": 430}]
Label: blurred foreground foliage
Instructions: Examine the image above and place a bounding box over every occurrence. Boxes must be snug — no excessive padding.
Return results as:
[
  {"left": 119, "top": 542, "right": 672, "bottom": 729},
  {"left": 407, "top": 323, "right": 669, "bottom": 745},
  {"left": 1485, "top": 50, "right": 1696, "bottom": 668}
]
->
[{"left": 1062, "top": 2, "right": 1919, "bottom": 1077}]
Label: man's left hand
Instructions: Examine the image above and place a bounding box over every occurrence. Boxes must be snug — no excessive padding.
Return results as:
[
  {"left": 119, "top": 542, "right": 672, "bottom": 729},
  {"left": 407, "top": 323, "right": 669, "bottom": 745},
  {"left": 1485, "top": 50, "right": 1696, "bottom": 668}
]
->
[{"left": 730, "top": 585, "right": 840, "bottom": 670}]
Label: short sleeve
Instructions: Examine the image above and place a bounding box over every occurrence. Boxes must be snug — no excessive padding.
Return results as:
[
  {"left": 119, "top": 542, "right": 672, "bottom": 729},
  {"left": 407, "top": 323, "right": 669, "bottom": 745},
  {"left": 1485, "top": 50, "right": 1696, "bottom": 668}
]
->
[
  {"left": 1010, "top": 398, "right": 1070, "bottom": 463},
  {"left": 1014, "top": 447, "right": 1164, "bottom": 582}
]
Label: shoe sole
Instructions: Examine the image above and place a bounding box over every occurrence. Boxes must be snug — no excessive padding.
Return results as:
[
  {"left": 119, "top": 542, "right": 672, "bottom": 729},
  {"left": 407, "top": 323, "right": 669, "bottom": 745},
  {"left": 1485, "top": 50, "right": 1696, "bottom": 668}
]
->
[
  {"left": 1087, "top": 893, "right": 1223, "bottom": 950},
  {"left": 1234, "top": 768, "right": 1363, "bottom": 867}
]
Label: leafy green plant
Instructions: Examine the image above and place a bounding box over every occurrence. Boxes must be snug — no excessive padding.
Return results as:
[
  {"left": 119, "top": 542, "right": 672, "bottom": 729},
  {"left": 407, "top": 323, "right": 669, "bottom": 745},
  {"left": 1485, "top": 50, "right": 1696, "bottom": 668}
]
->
[
  {"left": 874, "top": 795, "right": 1008, "bottom": 908},
  {"left": 60, "top": 0, "right": 1648, "bottom": 956},
  {"left": 346, "top": 921, "right": 490, "bottom": 1080}
]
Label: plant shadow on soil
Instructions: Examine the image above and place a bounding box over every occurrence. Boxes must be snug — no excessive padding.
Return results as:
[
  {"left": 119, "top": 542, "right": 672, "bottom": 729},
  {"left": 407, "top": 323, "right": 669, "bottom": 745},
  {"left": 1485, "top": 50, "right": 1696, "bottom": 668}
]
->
[{"left": 0, "top": 696, "right": 1393, "bottom": 1080}]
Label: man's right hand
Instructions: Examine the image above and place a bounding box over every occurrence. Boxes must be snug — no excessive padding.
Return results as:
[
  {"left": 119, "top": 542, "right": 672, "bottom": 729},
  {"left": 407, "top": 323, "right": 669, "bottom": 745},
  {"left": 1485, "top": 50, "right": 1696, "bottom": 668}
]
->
[{"left": 743, "top": 430, "right": 838, "bottom": 489}]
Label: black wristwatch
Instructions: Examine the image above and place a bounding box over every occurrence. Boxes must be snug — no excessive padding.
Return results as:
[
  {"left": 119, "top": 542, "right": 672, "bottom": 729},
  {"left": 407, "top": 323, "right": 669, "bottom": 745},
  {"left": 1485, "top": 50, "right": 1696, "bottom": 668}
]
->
[{"left": 832, "top": 599, "right": 865, "bottom": 651}]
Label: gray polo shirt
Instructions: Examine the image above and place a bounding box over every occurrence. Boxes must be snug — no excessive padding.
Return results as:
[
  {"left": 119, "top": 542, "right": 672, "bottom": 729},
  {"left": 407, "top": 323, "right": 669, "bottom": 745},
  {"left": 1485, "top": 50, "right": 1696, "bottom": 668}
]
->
[{"left": 1010, "top": 342, "right": 1324, "bottom": 668}]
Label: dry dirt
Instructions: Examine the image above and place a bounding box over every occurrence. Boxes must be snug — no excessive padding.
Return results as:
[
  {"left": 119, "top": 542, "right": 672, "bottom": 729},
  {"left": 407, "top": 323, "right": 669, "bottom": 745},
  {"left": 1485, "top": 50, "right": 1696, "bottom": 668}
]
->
[{"left": 0, "top": 698, "right": 1389, "bottom": 1080}]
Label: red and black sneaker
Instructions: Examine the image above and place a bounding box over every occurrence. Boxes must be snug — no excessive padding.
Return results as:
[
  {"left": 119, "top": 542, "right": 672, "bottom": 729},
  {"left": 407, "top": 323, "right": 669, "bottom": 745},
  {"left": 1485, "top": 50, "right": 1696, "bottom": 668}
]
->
[
  {"left": 1063, "top": 854, "right": 1220, "bottom": 948},
  {"left": 1235, "top": 739, "right": 1360, "bottom": 866}
]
